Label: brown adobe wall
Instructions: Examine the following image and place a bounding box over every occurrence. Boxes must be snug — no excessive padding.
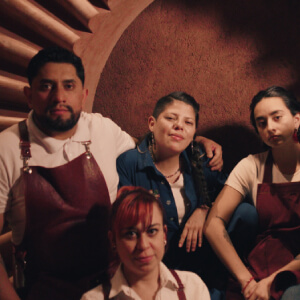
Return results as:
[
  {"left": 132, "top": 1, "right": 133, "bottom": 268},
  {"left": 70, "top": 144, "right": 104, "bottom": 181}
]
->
[{"left": 94, "top": 0, "right": 300, "bottom": 172}]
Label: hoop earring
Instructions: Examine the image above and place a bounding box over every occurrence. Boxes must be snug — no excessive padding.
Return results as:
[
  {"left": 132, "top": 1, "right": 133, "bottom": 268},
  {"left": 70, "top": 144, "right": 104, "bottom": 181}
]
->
[
  {"left": 191, "top": 140, "right": 194, "bottom": 155},
  {"left": 293, "top": 127, "right": 300, "bottom": 143}
]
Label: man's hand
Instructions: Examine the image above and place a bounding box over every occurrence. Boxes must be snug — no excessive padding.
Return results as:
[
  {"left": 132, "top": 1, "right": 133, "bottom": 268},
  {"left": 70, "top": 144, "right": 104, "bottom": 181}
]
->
[
  {"left": 178, "top": 208, "right": 209, "bottom": 252},
  {"left": 195, "top": 136, "right": 223, "bottom": 171}
]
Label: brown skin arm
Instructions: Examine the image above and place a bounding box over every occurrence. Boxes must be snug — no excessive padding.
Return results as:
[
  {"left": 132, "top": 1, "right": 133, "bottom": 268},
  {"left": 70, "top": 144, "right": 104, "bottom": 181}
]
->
[
  {"left": 0, "top": 214, "right": 20, "bottom": 300},
  {"left": 204, "top": 186, "right": 253, "bottom": 289},
  {"left": 205, "top": 186, "right": 300, "bottom": 300}
]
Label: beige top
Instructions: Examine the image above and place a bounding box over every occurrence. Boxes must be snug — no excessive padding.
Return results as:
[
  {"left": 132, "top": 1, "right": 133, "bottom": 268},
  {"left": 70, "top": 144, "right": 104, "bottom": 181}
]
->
[
  {"left": 226, "top": 151, "right": 300, "bottom": 205},
  {"left": 170, "top": 174, "right": 186, "bottom": 224}
]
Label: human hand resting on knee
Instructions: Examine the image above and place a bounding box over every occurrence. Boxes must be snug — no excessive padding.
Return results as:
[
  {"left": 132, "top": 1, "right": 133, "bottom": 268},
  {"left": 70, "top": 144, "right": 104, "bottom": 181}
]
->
[
  {"left": 178, "top": 207, "right": 209, "bottom": 252},
  {"left": 243, "top": 275, "right": 274, "bottom": 300}
]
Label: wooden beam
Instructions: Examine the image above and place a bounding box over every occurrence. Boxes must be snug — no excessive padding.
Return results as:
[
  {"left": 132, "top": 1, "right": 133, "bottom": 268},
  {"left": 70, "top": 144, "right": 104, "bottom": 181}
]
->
[{"left": 0, "top": 0, "right": 80, "bottom": 50}]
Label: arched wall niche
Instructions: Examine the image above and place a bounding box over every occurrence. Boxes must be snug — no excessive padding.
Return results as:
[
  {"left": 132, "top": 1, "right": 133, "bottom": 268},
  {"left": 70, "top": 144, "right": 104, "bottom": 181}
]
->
[
  {"left": 0, "top": 0, "right": 154, "bottom": 130},
  {"left": 1, "top": 0, "right": 300, "bottom": 171},
  {"left": 94, "top": 0, "right": 300, "bottom": 172}
]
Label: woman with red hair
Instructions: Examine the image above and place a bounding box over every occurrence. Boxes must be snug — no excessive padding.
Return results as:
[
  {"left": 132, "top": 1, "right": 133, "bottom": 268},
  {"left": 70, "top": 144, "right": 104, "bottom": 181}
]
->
[{"left": 81, "top": 186, "right": 210, "bottom": 300}]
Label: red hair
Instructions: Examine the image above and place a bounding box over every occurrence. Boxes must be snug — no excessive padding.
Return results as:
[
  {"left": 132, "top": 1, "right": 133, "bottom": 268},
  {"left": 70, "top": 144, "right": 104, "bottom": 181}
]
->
[{"left": 111, "top": 186, "right": 166, "bottom": 237}]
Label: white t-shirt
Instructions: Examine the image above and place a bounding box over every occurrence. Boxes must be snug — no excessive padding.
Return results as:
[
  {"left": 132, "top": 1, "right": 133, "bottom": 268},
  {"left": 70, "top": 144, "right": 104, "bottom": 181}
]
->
[
  {"left": 226, "top": 150, "right": 300, "bottom": 206},
  {"left": 0, "top": 111, "right": 135, "bottom": 244},
  {"left": 170, "top": 174, "right": 186, "bottom": 224},
  {"left": 80, "top": 262, "right": 211, "bottom": 300}
]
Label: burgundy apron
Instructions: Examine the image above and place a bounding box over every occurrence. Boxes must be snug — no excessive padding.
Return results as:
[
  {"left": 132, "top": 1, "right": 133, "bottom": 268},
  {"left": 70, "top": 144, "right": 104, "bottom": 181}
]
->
[
  {"left": 15, "top": 120, "right": 112, "bottom": 300},
  {"left": 227, "top": 151, "right": 300, "bottom": 300}
]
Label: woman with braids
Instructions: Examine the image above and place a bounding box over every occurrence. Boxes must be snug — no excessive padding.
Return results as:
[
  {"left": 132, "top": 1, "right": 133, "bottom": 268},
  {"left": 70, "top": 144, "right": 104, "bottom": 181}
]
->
[
  {"left": 117, "top": 91, "right": 257, "bottom": 299},
  {"left": 205, "top": 86, "right": 300, "bottom": 300}
]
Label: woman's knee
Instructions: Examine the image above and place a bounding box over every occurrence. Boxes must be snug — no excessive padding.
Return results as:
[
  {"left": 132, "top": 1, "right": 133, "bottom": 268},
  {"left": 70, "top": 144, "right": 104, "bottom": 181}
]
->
[{"left": 281, "top": 284, "right": 300, "bottom": 299}]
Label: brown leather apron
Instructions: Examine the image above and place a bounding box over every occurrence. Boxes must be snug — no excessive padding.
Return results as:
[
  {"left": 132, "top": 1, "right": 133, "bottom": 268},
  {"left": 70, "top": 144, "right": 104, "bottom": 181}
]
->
[
  {"left": 227, "top": 151, "right": 300, "bottom": 300},
  {"left": 16, "top": 120, "right": 112, "bottom": 300}
]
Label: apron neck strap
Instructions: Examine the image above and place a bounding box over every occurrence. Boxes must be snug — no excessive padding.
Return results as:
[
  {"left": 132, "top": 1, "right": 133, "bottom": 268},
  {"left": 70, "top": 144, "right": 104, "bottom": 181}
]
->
[
  {"left": 169, "top": 269, "right": 187, "bottom": 300},
  {"left": 18, "top": 120, "right": 32, "bottom": 173},
  {"left": 263, "top": 151, "right": 273, "bottom": 183}
]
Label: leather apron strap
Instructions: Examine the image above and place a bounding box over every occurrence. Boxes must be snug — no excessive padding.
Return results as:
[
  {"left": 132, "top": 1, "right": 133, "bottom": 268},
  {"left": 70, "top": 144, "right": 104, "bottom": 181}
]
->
[
  {"left": 17, "top": 120, "right": 112, "bottom": 300},
  {"left": 169, "top": 269, "right": 187, "bottom": 300},
  {"left": 18, "top": 120, "right": 32, "bottom": 174}
]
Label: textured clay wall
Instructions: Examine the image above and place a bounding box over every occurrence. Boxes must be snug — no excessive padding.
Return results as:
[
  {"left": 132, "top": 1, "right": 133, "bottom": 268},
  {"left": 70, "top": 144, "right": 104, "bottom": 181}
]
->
[{"left": 93, "top": 0, "right": 300, "bottom": 172}]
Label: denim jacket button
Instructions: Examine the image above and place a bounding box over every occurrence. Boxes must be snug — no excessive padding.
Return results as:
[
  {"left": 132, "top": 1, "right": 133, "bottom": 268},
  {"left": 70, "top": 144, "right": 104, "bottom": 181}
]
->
[
  {"left": 166, "top": 200, "right": 171, "bottom": 205},
  {"left": 170, "top": 217, "right": 174, "bottom": 221}
]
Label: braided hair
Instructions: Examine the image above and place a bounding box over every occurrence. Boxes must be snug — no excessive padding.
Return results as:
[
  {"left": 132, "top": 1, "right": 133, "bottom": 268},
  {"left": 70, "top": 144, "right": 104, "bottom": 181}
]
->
[{"left": 188, "top": 142, "right": 212, "bottom": 207}]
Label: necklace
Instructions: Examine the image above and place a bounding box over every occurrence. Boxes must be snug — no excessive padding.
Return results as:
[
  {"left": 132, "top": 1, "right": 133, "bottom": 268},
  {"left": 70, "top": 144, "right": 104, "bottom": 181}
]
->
[
  {"left": 162, "top": 168, "right": 181, "bottom": 178},
  {"left": 149, "top": 144, "right": 181, "bottom": 178}
]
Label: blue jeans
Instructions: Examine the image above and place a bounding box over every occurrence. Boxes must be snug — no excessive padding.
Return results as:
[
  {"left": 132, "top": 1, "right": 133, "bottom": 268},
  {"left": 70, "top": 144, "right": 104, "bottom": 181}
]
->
[
  {"left": 280, "top": 284, "right": 300, "bottom": 300},
  {"left": 227, "top": 202, "right": 259, "bottom": 257}
]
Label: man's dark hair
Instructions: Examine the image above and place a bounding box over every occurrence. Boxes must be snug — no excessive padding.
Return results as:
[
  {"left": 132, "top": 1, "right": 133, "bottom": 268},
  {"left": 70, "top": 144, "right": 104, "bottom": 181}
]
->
[{"left": 27, "top": 46, "right": 85, "bottom": 86}]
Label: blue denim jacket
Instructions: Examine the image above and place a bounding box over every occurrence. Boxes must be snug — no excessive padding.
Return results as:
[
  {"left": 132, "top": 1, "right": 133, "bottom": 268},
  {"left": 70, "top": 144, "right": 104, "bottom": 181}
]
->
[{"left": 117, "top": 138, "right": 227, "bottom": 241}]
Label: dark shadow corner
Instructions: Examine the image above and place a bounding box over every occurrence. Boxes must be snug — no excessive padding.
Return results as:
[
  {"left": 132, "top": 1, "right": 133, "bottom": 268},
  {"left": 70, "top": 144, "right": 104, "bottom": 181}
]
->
[{"left": 200, "top": 124, "right": 265, "bottom": 174}]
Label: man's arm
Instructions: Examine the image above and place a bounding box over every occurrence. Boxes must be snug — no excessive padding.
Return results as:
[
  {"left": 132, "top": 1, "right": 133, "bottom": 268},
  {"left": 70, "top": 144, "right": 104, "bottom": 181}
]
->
[
  {"left": 0, "top": 214, "right": 20, "bottom": 300},
  {"left": 195, "top": 136, "right": 223, "bottom": 171}
]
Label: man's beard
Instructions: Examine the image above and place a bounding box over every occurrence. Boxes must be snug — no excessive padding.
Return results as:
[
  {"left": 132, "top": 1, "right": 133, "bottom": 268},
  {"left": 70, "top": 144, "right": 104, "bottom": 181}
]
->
[{"left": 33, "top": 106, "right": 81, "bottom": 132}]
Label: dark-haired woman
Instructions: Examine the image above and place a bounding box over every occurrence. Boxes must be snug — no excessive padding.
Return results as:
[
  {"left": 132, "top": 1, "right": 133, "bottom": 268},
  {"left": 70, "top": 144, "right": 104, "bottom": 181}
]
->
[
  {"left": 117, "top": 92, "right": 257, "bottom": 299},
  {"left": 81, "top": 186, "right": 210, "bottom": 300},
  {"left": 205, "top": 86, "right": 300, "bottom": 300}
]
